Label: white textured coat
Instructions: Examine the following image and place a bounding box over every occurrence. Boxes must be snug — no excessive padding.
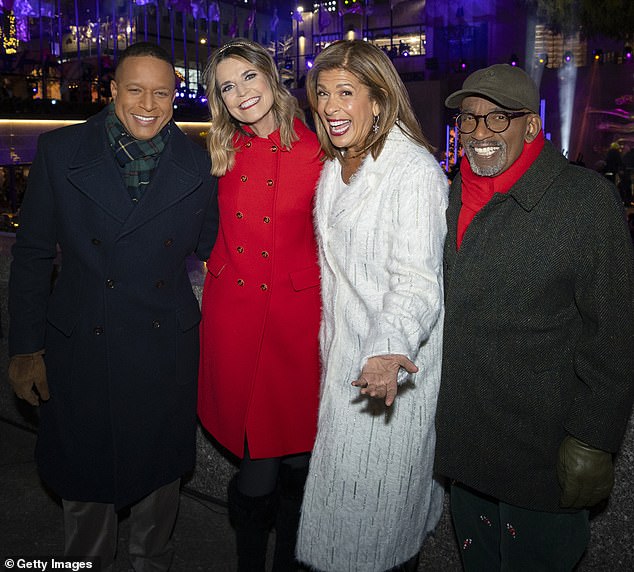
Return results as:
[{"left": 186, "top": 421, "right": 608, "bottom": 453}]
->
[{"left": 297, "top": 127, "right": 448, "bottom": 572}]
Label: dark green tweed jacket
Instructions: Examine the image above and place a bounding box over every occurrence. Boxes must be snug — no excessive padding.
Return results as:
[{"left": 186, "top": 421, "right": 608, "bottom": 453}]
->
[{"left": 435, "top": 140, "right": 634, "bottom": 512}]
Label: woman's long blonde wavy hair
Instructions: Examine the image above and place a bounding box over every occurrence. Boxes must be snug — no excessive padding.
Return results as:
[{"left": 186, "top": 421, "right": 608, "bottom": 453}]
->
[
  {"left": 306, "top": 40, "right": 433, "bottom": 163},
  {"left": 204, "top": 39, "right": 304, "bottom": 176}
]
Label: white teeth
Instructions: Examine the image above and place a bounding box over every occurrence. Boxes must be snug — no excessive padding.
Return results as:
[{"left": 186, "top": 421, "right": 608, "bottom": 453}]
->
[
  {"left": 132, "top": 115, "right": 156, "bottom": 123},
  {"left": 329, "top": 120, "right": 350, "bottom": 134},
  {"left": 472, "top": 146, "right": 498, "bottom": 158},
  {"left": 240, "top": 97, "right": 259, "bottom": 109}
]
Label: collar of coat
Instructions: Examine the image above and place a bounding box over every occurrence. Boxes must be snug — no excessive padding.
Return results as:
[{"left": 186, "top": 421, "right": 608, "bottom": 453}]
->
[
  {"left": 454, "top": 140, "right": 570, "bottom": 213},
  {"left": 316, "top": 124, "right": 443, "bottom": 231},
  {"left": 68, "top": 107, "right": 193, "bottom": 173},
  {"left": 62, "top": 107, "right": 208, "bottom": 236}
]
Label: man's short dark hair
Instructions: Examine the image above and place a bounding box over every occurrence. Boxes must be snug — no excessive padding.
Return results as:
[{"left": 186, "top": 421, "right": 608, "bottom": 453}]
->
[{"left": 115, "top": 42, "right": 174, "bottom": 78}]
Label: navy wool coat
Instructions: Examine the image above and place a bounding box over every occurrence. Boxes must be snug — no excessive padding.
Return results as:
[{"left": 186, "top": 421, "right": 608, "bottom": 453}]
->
[
  {"left": 435, "top": 141, "right": 634, "bottom": 512},
  {"left": 9, "top": 108, "right": 218, "bottom": 509}
]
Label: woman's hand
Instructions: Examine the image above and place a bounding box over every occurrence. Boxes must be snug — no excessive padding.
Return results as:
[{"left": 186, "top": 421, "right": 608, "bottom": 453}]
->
[{"left": 352, "top": 354, "right": 418, "bottom": 406}]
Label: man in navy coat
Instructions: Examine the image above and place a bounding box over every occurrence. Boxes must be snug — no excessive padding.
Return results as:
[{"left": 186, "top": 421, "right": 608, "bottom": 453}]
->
[{"left": 8, "top": 42, "right": 218, "bottom": 570}]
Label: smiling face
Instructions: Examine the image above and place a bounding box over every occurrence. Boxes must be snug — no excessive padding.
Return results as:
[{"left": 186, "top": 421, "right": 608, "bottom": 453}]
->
[
  {"left": 315, "top": 68, "right": 379, "bottom": 154},
  {"left": 110, "top": 56, "right": 175, "bottom": 140},
  {"left": 216, "top": 56, "right": 276, "bottom": 137},
  {"left": 459, "top": 96, "right": 541, "bottom": 176}
]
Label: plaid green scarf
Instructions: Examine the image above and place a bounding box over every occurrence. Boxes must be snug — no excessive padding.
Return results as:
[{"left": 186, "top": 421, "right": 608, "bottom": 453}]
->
[{"left": 105, "top": 102, "right": 171, "bottom": 202}]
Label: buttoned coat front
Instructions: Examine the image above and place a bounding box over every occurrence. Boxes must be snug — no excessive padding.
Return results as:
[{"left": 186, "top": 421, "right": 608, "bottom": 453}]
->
[
  {"left": 297, "top": 127, "right": 448, "bottom": 572},
  {"left": 197, "top": 119, "right": 323, "bottom": 459},
  {"left": 435, "top": 141, "right": 634, "bottom": 512},
  {"left": 9, "top": 108, "right": 219, "bottom": 509}
]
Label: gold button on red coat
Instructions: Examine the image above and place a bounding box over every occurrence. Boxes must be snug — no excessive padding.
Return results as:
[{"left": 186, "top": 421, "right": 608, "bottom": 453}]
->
[
  {"left": 263, "top": 216, "right": 271, "bottom": 223},
  {"left": 271, "top": 145, "right": 278, "bottom": 152},
  {"left": 261, "top": 251, "right": 269, "bottom": 258},
  {"left": 237, "top": 279, "right": 245, "bottom": 286},
  {"left": 236, "top": 212, "right": 243, "bottom": 219},
  {"left": 237, "top": 246, "right": 244, "bottom": 253},
  {"left": 240, "top": 175, "right": 247, "bottom": 182},
  {"left": 245, "top": 141, "right": 252, "bottom": 148},
  {"left": 267, "top": 179, "right": 273, "bottom": 186},
  {"left": 260, "top": 284, "right": 268, "bottom": 291}
]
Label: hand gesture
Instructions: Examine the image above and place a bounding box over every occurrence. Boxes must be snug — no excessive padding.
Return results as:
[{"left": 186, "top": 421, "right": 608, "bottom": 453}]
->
[{"left": 352, "top": 354, "right": 418, "bottom": 406}]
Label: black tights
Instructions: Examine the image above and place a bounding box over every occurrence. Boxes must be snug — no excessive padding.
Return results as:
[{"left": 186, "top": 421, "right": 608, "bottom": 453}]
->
[{"left": 236, "top": 441, "right": 310, "bottom": 498}]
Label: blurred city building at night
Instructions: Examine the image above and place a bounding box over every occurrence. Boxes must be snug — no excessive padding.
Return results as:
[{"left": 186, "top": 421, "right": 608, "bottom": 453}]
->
[{"left": 0, "top": 0, "right": 632, "bottom": 222}]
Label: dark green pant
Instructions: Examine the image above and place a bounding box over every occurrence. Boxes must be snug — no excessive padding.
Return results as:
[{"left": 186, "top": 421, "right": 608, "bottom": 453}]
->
[{"left": 450, "top": 483, "right": 590, "bottom": 572}]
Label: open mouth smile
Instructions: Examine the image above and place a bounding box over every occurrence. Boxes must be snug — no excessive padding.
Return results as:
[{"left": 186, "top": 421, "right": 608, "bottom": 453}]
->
[
  {"left": 327, "top": 119, "right": 351, "bottom": 136},
  {"left": 469, "top": 144, "right": 501, "bottom": 159},
  {"left": 239, "top": 97, "right": 260, "bottom": 110},
  {"left": 131, "top": 114, "right": 158, "bottom": 124}
]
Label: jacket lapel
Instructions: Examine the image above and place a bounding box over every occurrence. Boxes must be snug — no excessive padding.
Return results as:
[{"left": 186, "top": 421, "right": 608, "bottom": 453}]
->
[
  {"left": 115, "top": 127, "right": 203, "bottom": 239},
  {"left": 509, "top": 141, "right": 568, "bottom": 211},
  {"left": 66, "top": 113, "right": 205, "bottom": 239},
  {"left": 66, "top": 110, "right": 132, "bottom": 223}
]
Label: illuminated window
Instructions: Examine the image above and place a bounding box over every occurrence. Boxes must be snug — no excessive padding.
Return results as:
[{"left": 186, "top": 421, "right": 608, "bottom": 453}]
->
[
  {"left": 534, "top": 25, "right": 587, "bottom": 68},
  {"left": 371, "top": 30, "right": 427, "bottom": 57}
]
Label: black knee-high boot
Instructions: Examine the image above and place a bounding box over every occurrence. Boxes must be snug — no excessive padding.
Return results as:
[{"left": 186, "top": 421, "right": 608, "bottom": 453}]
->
[
  {"left": 228, "top": 476, "right": 278, "bottom": 572},
  {"left": 272, "top": 464, "right": 309, "bottom": 572}
]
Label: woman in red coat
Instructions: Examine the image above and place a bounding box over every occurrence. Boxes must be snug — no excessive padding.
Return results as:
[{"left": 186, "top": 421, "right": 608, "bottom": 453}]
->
[{"left": 197, "top": 39, "right": 322, "bottom": 571}]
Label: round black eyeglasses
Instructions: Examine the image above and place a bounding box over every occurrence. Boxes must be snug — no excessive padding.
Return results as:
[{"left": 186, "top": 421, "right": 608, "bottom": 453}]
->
[{"left": 455, "top": 111, "right": 532, "bottom": 134}]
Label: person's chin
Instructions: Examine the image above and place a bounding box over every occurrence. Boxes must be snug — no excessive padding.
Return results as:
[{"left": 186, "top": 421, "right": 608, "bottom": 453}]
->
[
  {"left": 467, "top": 151, "right": 505, "bottom": 177},
  {"left": 131, "top": 130, "right": 159, "bottom": 141}
]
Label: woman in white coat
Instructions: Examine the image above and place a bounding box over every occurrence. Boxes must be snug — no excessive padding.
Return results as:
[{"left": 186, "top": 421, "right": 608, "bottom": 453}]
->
[{"left": 296, "top": 40, "right": 448, "bottom": 572}]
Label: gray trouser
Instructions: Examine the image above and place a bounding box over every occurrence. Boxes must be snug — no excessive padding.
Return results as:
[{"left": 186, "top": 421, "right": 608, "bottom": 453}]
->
[{"left": 63, "top": 478, "right": 180, "bottom": 572}]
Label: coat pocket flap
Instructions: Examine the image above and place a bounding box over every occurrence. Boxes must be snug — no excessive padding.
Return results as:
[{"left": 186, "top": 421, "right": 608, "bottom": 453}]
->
[
  {"left": 206, "top": 249, "right": 227, "bottom": 278},
  {"left": 289, "top": 264, "right": 320, "bottom": 291},
  {"left": 177, "top": 304, "right": 201, "bottom": 332},
  {"left": 46, "top": 308, "right": 78, "bottom": 337}
]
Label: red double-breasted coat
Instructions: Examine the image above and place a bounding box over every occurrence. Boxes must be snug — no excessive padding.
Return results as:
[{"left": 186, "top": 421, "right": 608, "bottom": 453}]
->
[{"left": 198, "top": 119, "right": 323, "bottom": 459}]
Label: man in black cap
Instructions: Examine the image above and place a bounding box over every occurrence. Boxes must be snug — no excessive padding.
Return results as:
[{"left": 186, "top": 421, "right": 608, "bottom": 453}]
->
[
  {"left": 7, "top": 42, "right": 218, "bottom": 570},
  {"left": 435, "top": 63, "right": 634, "bottom": 570}
]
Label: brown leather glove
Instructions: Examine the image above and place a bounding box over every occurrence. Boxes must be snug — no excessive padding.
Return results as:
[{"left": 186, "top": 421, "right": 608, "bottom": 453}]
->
[
  {"left": 557, "top": 435, "right": 614, "bottom": 509},
  {"left": 8, "top": 350, "right": 49, "bottom": 406}
]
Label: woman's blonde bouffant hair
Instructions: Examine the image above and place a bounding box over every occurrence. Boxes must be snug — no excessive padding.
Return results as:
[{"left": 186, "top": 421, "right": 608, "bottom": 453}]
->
[
  {"left": 306, "top": 40, "right": 433, "bottom": 163},
  {"left": 204, "top": 39, "right": 304, "bottom": 176}
]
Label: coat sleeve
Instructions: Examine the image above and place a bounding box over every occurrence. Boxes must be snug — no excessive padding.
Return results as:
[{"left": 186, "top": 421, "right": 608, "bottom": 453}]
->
[
  {"left": 9, "top": 135, "right": 58, "bottom": 356},
  {"left": 360, "top": 157, "right": 448, "bottom": 377},
  {"left": 565, "top": 174, "right": 634, "bottom": 452},
  {"left": 194, "top": 169, "right": 219, "bottom": 262}
]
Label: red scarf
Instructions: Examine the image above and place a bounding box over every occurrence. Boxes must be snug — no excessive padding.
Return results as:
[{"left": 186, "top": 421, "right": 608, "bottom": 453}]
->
[{"left": 457, "top": 135, "right": 544, "bottom": 248}]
